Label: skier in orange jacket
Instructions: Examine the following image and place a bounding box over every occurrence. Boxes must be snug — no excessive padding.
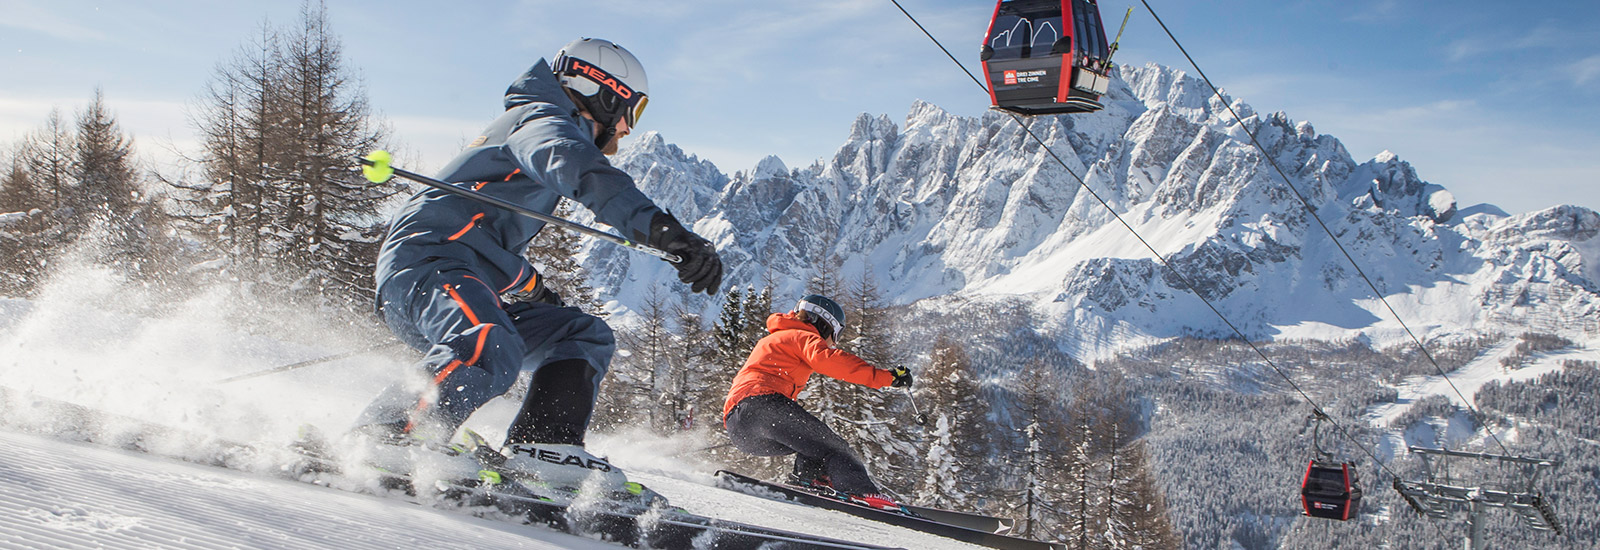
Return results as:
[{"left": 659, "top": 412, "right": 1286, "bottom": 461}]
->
[{"left": 722, "top": 294, "right": 913, "bottom": 511}]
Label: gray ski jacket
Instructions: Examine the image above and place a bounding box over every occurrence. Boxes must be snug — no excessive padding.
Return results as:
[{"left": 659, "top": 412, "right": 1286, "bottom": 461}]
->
[{"left": 374, "top": 59, "right": 663, "bottom": 302}]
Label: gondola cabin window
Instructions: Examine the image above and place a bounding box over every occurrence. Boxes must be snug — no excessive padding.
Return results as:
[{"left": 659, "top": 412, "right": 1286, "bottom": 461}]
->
[{"left": 986, "top": 4, "right": 1063, "bottom": 61}]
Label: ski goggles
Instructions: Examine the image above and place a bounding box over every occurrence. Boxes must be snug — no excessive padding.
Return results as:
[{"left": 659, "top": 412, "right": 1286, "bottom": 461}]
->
[{"left": 795, "top": 300, "right": 843, "bottom": 340}]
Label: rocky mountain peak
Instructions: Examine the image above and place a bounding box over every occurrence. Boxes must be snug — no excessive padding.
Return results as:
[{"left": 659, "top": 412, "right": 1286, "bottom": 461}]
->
[{"left": 603, "top": 63, "right": 1599, "bottom": 353}]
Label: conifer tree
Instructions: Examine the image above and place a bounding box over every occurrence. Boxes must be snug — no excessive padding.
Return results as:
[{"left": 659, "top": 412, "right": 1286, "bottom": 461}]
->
[
  {"left": 73, "top": 89, "right": 165, "bottom": 278},
  {"left": 22, "top": 109, "right": 75, "bottom": 233},
  {"left": 1104, "top": 439, "right": 1182, "bottom": 549},
  {"left": 174, "top": 1, "right": 394, "bottom": 310},
  {"left": 670, "top": 293, "right": 715, "bottom": 431},
  {"left": 524, "top": 198, "right": 606, "bottom": 315},
  {"left": 711, "top": 286, "right": 746, "bottom": 369},
  {"left": 617, "top": 286, "right": 674, "bottom": 432},
  {"left": 272, "top": 0, "right": 397, "bottom": 307},
  {"left": 740, "top": 283, "right": 774, "bottom": 348},
  {"left": 916, "top": 336, "right": 997, "bottom": 509},
  {"left": 0, "top": 147, "right": 47, "bottom": 295},
  {"left": 844, "top": 266, "right": 897, "bottom": 367},
  {"left": 174, "top": 22, "right": 280, "bottom": 271},
  {"left": 72, "top": 89, "right": 139, "bottom": 218},
  {"left": 1011, "top": 359, "right": 1073, "bottom": 539},
  {"left": 836, "top": 266, "right": 912, "bottom": 491},
  {"left": 1065, "top": 389, "right": 1105, "bottom": 550}
]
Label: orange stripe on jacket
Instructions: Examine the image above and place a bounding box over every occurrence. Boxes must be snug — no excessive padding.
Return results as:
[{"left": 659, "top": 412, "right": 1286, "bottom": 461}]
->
[
  {"left": 500, "top": 266, "right": 527, "bottom": 294},
  {"left": 405, "top": 324, "right": 496, "bottom": 433},
  {"left": 406, "top": 358, "right": 464, "bottom": 433},
  {"left": 447, "top": 213, "right": 486, "bottom": 241},
  {"left": 722, "top": 312, "right": 893, "bottom": 420},
  {"left": 444, "top": 284, "right": 481, "bottom": 326}
]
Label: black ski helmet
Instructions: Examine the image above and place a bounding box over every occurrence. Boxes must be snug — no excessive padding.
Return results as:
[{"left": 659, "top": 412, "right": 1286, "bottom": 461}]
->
[{"left": 795, "top": 294, "right": 844, "bottom": 340}]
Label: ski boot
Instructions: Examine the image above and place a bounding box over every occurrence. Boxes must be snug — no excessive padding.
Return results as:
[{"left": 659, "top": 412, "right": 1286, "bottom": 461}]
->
[{"left": 492, "top": 441, "right": 665, "bottom": 507}]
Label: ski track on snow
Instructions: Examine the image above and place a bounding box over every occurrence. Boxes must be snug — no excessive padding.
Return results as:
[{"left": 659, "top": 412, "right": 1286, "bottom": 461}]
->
[
  {"left": 0, "top": 428, "right": 1000, "bottom": 550},
  {"left": 0, "top": 430, "right": 619, "bottom": 550}
]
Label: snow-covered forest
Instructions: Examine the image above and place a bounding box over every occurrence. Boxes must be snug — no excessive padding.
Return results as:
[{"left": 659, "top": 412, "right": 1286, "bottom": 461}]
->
[{"left": 3, "top": 2, "right": 1598, "bottom": 549}]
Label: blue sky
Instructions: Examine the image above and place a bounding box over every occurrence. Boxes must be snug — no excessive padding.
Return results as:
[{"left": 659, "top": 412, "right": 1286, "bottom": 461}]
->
[{"left": 1, "top": 0, "right": 1596, "bottom": 215}]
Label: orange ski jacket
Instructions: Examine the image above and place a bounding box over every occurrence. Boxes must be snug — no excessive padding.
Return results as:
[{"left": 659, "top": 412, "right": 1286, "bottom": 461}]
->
[{"left": 723, "top": 312, "right": 895, "bottom": 419}]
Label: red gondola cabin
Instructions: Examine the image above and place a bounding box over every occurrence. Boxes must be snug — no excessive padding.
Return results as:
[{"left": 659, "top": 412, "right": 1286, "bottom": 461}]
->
[
  {"left": 1301, "top": 460, "right": 1363, "bottom": 520},
  {"left": 981, "top": 0, "right": 1113, "bottom": 115}
]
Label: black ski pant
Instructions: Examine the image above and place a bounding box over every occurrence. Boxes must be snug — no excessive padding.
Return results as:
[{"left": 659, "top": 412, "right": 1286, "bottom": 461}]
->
[{"left": 723, "top": 393, "right": 880, "bottom": 494}]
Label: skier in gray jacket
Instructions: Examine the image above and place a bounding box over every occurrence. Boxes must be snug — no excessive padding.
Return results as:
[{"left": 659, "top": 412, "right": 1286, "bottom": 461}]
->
[{"left": 351, "top": 38, "right": 722, "bottom": 494}]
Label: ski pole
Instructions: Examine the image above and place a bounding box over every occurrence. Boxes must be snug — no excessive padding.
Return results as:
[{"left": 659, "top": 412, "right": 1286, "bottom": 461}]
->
[
  {"left": 215, "top": 342, "right": 398, "bottom": 384},
  {"left": 356, "top": 151, "right": 682, "bottom": 263},
  {"left": 904, "top": 387, "right": 928, "bottom": 426},
  {"left": 669, "top": 442, "right": 735, "bottom": 458}
]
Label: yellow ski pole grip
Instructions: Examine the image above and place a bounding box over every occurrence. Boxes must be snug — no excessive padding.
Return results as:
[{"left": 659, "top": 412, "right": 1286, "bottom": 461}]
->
[{"left": 361, "top": 150, "right": 395, "bottom": 183}]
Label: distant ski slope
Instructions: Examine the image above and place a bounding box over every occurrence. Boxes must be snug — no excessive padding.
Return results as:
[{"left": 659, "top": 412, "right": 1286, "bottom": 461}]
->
[{"left": 1364, "top": 343, "right": 1600, "bottom": 458}]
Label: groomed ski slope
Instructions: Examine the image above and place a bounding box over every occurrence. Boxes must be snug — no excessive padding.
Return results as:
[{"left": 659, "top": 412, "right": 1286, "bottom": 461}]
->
[
  {"left": 1364, "top": 341, "right": 1600, "bottom": 457},
  {"left": 0, "top": 427, "right": 1000, "bottom": 550}
]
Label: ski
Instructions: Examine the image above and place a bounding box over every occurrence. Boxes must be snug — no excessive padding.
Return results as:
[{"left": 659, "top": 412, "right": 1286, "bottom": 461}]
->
[
  {"left": 900, "top": 503, "right": 1015, "bottom": 535},
  {"left": 474, "top": 482, "right": 904, "bottom": 550},
  {"left": 0, "top": 388, "right": 902, "bottom": 550},
  {"left": 715, "top": 470, "right": 1065, "bottom": 550},
  {"left": 292, "top": 425, "right": 908, "bottom": 550}
]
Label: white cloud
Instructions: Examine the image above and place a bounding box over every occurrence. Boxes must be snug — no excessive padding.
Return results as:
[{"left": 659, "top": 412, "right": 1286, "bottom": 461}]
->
[
  {"left": 1570, "top": 54, "right": 1600, "bottom": 86},
  {"left": 1446, "top": 20, "right": 1579, "bottom": 62},
  {"left": 0, "top": 0, "right": 109, "bottom": 42},
  {"left": 1345, "top": 0, "right": 1400, "bottom": 24}
]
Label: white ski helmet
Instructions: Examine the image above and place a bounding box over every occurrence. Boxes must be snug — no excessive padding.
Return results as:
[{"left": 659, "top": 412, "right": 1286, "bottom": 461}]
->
[{"left": 553, "top": 38, "right": 649, "bottom": 135}]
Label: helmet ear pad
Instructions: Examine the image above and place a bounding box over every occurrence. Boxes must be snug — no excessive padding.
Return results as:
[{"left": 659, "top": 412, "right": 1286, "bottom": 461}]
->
[{"left": 563, "top": 88, "right": 621, "bottom": 150}]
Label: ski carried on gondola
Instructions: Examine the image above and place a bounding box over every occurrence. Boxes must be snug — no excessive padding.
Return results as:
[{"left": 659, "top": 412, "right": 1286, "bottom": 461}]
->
[{"left": 714, "top": 470, "right": 1065, "bottom": 550}]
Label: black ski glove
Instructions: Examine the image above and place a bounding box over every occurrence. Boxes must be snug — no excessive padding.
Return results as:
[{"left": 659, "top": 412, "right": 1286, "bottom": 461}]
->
[
  {"left": 889, "top": 366, "right": 914, "bottom": 388},
  {"left": 642, "top": 212, "right": 723, "bottom": 295},
  {"left": 501, "top": 269, "right": 565, "bottom": 307}
]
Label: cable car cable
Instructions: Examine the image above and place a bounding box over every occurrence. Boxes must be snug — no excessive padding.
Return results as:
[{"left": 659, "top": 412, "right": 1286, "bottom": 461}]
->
[
  {"left": 1134, "top": 0, "right": 1514, "bottom": 458},
  {"left": 889, "top": 2, "right": 1480, "bottom": 536},
  {"left": 892, "top": 0, "right": 1538, "bottom": 536},
  {"left": 886, "top": 0, "right": 1406, "bottom": 483}
]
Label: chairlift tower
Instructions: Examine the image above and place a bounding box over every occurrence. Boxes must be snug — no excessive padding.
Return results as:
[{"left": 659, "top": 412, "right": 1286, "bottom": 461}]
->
[{"left": 1392, "top": 446, "right": 1561, "bottom": 550}]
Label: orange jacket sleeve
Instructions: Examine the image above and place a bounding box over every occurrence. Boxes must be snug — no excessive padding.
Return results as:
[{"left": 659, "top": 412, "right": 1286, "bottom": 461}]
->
[{"left": 797, "top": 332, "right": 894, "bottom": 389}]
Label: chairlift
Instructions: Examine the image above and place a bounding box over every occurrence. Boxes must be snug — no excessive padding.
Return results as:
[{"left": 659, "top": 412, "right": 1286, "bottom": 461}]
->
[
  {"left": 980, "top": 0, "right": 1120, "bottom": 115},
  {"left": 1301, "top": 411, "right": 1363, "bottom": 521}
]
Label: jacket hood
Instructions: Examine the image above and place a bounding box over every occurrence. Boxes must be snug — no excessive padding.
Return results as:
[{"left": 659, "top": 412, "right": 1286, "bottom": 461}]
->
[
  {"left": 766, "top": 312, "right": 820, "bottom": 335},
  {"left": 505, "top": 58, "right": 580, "bottom": 112}
]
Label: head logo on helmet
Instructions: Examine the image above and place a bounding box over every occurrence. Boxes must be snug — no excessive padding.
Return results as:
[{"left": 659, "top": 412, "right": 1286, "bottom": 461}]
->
[{"left": 565, "top": 58, "right": 636, "bottom": 100}]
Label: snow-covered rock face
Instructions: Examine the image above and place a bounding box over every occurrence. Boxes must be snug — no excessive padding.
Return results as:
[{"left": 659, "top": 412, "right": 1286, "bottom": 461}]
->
[{"left": 593, "top": 63, "right": 1600, "bottom": 353}]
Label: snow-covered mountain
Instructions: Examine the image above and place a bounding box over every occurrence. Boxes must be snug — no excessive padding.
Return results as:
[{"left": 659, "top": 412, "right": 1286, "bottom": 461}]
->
[{"left": 593, "top": 63, "right": 1600, "bottom": 358}]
